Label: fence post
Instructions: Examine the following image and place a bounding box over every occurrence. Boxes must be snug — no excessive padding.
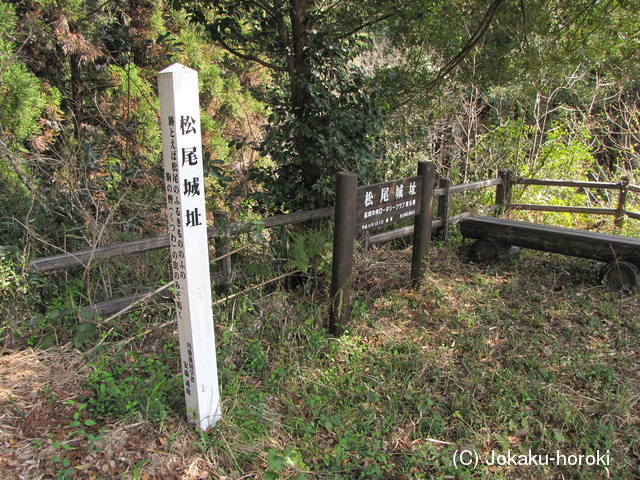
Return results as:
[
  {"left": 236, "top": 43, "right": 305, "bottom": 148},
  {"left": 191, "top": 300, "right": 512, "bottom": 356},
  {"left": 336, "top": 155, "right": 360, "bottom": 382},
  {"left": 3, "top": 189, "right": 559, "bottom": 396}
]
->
[
  {"left": 615, "top": 177, "right": 629, "bottom": 229},
  {"left": 435, "top": 177, "right": 451, "bottom": 242},
  {"left": 411, "top": 161, "right": 436, "bottom": 288},
  {"left": 330, "top": 173, "right": 357, "bottom": 335},
  {"left": 495, "top": 169, "right": 512, "bottom": 216},
  {"left": 214, "top": 211, "right": 232, "bottom": 290}
]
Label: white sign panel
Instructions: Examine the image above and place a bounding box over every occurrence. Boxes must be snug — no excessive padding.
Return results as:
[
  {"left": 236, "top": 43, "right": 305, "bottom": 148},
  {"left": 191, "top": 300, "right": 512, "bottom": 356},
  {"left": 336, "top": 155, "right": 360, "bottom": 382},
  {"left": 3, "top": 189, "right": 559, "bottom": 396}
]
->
[{"left": 158, "top": 63, "right": 221, "bottom": 430}]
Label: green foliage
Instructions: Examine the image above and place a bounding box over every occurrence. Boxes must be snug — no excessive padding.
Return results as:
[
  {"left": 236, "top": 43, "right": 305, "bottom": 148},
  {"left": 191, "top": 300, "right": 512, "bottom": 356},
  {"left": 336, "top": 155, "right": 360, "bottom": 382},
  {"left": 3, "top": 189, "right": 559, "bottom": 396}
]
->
[
  {"left": 85, "top": 349, "right": 182, "bottom": 422},
  {"left": 473, "top": 118, "right": 597, "bottom": 180},
  {"left": 533, "top": 125, "right": 594, "bottom": 177},
  {"left": 3, "top": 3, "right": 640, "bottom": 479},
  {"left": 0, "top": 248, "right": 31, "bottom": 299},
  {"left": 105, "top": 63, "right": 161, "bottom": 161},
  {"left": 179, "top": 0, "right": 391, "bottom": 211},
  {"left": 265, "top": 448, "right": 307, "bottom": 480},
  {"left": 48, "top": 398, "right": 102, "bottom": 480},
  {"left": 0, "top": 1, "right": 65, "bottom": 248},
  {"left": 0, "top": 62, "right": 56, "bottom": 148},
  {"left": 17, "top": 275, "right": 103, "bottom": 349},
  {"left": 284, "top": 229, "right": 332, "bottom": 277},
  {"left": 0, "top": 1, "right": 61, "bottom": 149},
  {"left": 251, "top": 44, "right": 388, "bottom": 212},
  {"left": 0, "top": 248, "right": 44, "bottom": 347}
]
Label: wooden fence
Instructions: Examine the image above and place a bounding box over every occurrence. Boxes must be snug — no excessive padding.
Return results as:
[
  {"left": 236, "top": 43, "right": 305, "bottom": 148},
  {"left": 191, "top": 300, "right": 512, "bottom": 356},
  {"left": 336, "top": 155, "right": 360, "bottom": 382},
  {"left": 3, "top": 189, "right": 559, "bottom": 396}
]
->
[
  {"left": 501, "top": 172, "right": 638, "bottom": 228},
  {"left": 29, "top": 172, "right": 640, "bottom": 316}
]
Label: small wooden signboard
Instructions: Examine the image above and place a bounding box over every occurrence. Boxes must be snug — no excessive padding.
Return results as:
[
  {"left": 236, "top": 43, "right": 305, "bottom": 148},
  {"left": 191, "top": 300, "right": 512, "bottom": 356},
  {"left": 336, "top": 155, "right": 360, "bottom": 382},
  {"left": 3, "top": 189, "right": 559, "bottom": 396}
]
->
[
  {"left": 356, "top": 176, "right": 422, "bottom": 232},
  {"left": 158, "top": 63, "right": 221, "bottom": 430},
  {"left": 330, "top": 162, "right": 435, "bottom": 334}
]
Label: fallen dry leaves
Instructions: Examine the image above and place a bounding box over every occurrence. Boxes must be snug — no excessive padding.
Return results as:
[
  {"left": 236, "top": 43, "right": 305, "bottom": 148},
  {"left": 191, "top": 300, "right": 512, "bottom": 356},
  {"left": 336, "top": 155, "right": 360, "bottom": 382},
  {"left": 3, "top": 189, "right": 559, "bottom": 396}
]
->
[{"left": 0, "top": 346, "right": 223, "bottom": 479}]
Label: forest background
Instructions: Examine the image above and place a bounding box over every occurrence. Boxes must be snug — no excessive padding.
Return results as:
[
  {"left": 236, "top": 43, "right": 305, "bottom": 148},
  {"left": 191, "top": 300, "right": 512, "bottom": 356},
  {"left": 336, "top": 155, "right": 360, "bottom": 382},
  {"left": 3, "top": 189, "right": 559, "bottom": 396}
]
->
[
  {"left": 2, "top": 0, "right": 640, "bottom": 341},
  {"left": 0, "top": 0, "right": 639, "bottom": 344},
  {"left": 2, "top": 0, "right": 640, "bottom": 247}
]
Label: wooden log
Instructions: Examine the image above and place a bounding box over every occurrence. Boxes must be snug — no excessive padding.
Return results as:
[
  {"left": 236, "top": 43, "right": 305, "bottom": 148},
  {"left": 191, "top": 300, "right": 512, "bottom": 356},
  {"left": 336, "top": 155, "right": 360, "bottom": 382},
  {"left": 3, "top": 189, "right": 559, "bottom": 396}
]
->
[{"left": 460, "top": 216, "right": 640, "bottom": 267}]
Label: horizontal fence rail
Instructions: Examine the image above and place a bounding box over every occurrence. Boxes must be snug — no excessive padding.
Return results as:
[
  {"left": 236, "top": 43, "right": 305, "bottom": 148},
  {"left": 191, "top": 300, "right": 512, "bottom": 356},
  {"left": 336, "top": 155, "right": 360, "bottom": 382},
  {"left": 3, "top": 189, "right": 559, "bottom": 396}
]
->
[
  {"left": 30, "top": 173, "right": 640, "bottom": 275},
  {"left": 448, "top": 177, "right": 503, "bottom": 195},
  {"left": 26, "top": 170, "right": 640, "bottom": 317},
  {"left": 509, "top": 205, "right": 619, "bottom": 216},
  {"left": 509, "top": 176, "right": 639, "bottom": 229},
  {"left": 30, "top": 178, "right": 504, "bottom": 273},
  {"left": 515, "top": 178, "right": 624, "bottom": 189},
  {"left": 31, "top": 207, "right": 335, "bottom": 272}
]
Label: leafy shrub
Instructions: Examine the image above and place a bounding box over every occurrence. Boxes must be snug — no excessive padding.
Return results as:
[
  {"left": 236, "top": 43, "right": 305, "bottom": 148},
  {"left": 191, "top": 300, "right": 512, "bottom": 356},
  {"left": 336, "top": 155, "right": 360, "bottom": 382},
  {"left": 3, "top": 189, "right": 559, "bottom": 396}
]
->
[
  {"left": 0, "top": 248, "right": 42, "bottom": 347},
  {"left": 85, "top": 350, "right": 182, "bottom": 422},
  {"left": 285, "top": 228, "right": 333, "bottom": 277}
]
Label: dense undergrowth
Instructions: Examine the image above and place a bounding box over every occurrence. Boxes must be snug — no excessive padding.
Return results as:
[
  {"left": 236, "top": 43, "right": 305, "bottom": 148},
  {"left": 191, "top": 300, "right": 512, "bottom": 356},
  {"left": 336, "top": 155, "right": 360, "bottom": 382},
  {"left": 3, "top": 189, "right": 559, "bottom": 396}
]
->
[{"left": 1, "top": 239, "right": 639, "bottom": 479}]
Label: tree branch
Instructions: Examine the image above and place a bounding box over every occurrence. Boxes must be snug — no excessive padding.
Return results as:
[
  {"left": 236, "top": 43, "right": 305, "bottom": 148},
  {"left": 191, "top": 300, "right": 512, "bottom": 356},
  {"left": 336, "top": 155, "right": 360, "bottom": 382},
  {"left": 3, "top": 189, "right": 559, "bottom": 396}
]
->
[
  {"left": 429, "top": 0, "right": 507, "bottom": 90},
  {"left": 400, "top": 0, "right": 508, "bottom": 106},
  {"left": 249, "top": 0, "right": 276, "bottom": 15},
  {"left": 216, "top": 36, "right": 288, "bottom": 72},
  {"left": 0, "top": 30, "right": 33, "bottom": 75},
  {"left": 0, "top": 136, "right": 47, "bottom": 204},
  {"left": 336, "top": 10, "right": 400, "bottom": 40}
]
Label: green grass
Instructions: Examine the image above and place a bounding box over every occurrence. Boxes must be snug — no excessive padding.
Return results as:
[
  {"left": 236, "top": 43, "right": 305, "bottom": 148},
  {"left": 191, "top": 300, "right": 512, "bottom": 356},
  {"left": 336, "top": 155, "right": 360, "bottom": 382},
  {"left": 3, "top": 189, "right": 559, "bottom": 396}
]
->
[
  {"left": 26, "top": 243, "right": 639, "bottom": 479},
  {"left": 132, "top": 245, "right": 636, "bottom": 479}
]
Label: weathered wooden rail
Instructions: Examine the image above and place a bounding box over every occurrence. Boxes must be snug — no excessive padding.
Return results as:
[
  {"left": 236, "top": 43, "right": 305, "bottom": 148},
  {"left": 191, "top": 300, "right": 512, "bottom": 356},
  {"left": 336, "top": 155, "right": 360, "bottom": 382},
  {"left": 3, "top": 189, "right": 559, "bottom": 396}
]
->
[
  {"left": 500, "top": 173, "right": 636, "bottom": 228},
  {"left": 29, "top": 176, "right": 507, "bottom": 274},
  {"left": 30, "top": 207, "right": 335, "bottom": 273},
  {"left": 460, "top": 216, "right": 640, "bottom": 287},
  {"left": 28, "top": 171, "right": 640, "bottom": 313}
]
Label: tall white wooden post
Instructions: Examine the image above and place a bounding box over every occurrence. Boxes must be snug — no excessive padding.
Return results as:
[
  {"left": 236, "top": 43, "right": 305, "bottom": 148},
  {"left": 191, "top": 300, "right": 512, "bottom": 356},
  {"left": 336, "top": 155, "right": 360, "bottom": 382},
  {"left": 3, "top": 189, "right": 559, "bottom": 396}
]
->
[{"left": 158, "top": 63, "right": 221, "bottom": 430}]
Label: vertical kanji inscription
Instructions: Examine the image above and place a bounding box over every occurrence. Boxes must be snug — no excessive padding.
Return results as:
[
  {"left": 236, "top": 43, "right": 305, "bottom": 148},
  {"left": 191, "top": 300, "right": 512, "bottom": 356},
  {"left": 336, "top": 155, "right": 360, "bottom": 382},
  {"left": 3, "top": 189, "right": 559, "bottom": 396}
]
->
[{"left": 159, "top": 63, "right": 221, "bottom": 430}]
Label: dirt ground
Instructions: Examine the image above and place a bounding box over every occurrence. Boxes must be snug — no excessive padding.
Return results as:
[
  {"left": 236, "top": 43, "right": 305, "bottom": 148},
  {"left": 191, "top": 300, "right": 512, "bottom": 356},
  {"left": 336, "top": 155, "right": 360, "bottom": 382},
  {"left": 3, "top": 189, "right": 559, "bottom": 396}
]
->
[{"left": 0, "top": 346, "right": 219, "bottom": 480}]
